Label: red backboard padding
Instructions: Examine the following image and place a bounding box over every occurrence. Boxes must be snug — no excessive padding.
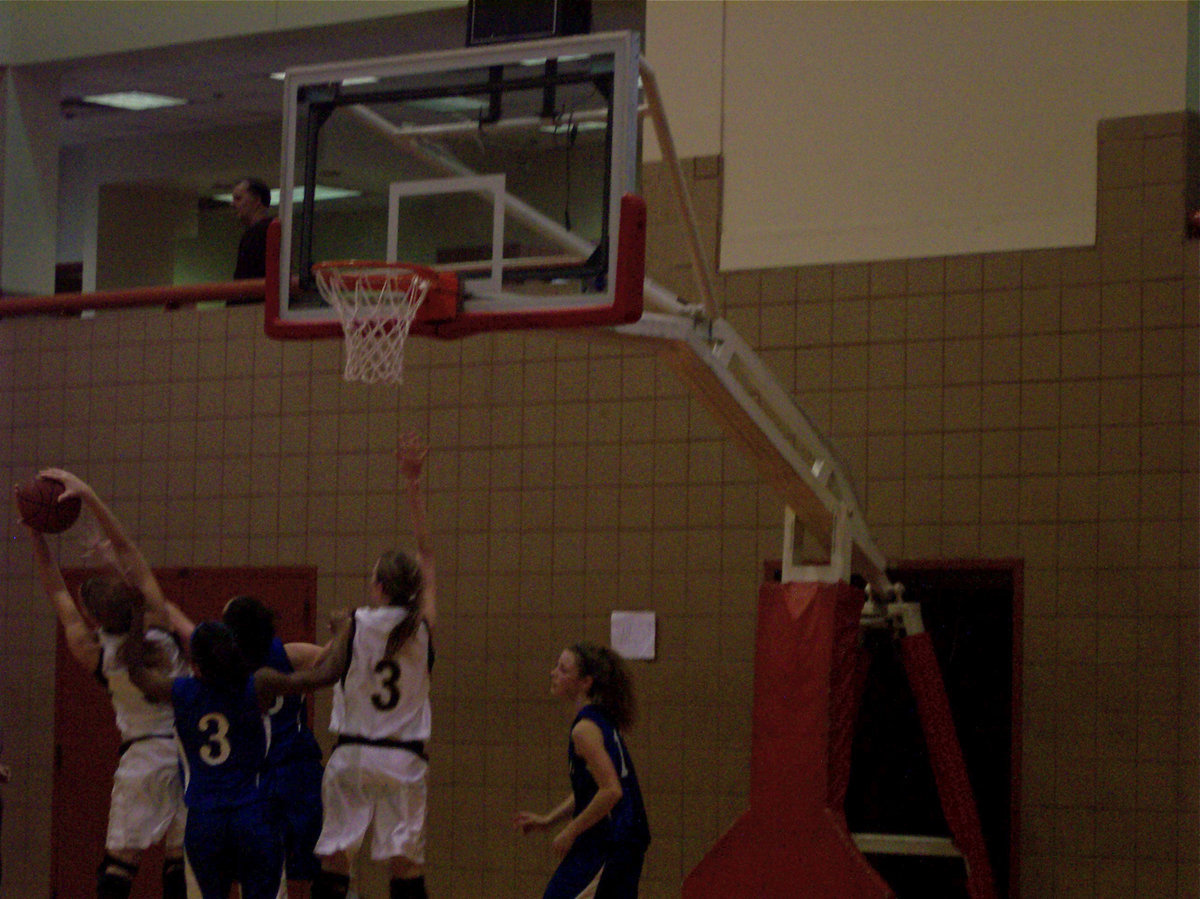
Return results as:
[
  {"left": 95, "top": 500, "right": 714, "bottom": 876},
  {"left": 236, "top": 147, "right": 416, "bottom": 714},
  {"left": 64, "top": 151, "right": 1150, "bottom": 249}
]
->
[{"left": 683, "top": 580, "right": 893, "bottom": 899}]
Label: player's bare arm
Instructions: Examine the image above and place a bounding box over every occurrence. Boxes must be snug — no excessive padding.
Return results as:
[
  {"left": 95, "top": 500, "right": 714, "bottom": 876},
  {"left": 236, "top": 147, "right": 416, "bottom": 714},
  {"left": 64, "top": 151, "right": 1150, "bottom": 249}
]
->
[
  {"left": 513, "top": 793, "right": 574, "bottom": 835},
  {"left": 551, "top": 720, "right": 623, "bottom": 858},
  {"left": 122, "top": 589, "right": 174, "bottom": 705},
  {"left": 398, "top": 433, "right": 437, "bottom": 628},
  {"left": 255, "top": 622, "right": 352, "bottom": 708},
  {"left": 22, "top": 519, "right": 100, "bottom": 671},
  {"left": 41, "top": 468, "right": 194, "bottom": 642},
  {"left": 284, "top": 641, "right": 328, "bottom": 671}
]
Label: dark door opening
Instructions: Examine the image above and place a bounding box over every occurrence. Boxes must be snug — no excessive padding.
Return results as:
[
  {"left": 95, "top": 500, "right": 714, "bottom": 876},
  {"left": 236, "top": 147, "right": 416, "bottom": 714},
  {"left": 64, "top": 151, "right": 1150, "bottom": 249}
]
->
[{"left": 845, "top": 560, "right": 1022, "bottom": 899}]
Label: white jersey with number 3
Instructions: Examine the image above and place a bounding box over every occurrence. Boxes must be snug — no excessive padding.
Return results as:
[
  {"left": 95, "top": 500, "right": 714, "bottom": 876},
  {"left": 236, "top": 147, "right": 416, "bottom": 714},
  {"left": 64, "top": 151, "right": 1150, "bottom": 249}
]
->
[{"left": 330, "top": 606, "right": 431, "bottom": 742}]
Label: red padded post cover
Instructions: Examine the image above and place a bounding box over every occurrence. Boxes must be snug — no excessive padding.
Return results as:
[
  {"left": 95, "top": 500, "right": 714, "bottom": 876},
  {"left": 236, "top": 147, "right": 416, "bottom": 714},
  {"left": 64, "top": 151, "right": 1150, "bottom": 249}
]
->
[{"left": 682, "top": 580, "right": 893, "bottom": 899}]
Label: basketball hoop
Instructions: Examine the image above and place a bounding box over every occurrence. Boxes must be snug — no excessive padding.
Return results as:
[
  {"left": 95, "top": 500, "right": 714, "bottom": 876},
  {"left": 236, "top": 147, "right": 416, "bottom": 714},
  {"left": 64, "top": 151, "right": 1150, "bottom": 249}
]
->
[{"left": 312, "top": 260, "right": 438, "bottom": 385}]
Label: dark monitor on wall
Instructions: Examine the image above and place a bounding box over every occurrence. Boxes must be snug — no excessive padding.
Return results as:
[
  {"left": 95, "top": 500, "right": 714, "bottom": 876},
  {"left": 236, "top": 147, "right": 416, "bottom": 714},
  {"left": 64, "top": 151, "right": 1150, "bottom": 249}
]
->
[{"left": 466, "top": 0, "right": 591, "bottom": 46}]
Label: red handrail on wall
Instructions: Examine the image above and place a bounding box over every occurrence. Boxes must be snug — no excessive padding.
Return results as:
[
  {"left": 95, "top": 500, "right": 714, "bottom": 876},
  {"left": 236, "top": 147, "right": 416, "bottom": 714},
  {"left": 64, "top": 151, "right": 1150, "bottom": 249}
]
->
[{"left": 0, "top": 279, "right": 266, "bottom": 318}]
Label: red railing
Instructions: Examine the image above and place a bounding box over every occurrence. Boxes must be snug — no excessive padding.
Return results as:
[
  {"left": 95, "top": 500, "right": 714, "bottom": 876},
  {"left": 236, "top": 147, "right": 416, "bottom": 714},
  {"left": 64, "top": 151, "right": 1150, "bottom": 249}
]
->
[{"left": 0, "top": 279, "right": 265, "bottom": 318}]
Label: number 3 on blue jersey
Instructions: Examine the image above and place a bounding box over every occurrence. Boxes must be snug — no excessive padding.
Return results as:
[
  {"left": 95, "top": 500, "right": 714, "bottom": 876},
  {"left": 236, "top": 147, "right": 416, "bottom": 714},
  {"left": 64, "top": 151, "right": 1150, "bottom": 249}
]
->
[{"left": 197, "top": 712, "right": 232, "bottom": 765}]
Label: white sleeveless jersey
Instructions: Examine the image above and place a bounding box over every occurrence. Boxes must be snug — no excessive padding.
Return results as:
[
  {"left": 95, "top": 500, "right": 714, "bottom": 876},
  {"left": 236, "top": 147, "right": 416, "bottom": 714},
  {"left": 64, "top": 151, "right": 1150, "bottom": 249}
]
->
[
  {"left": 97, "top": 627, "right": 189, "bottom": 741},
  {"left": 329, "top": 606, "right": 431, "bottom": 742}
]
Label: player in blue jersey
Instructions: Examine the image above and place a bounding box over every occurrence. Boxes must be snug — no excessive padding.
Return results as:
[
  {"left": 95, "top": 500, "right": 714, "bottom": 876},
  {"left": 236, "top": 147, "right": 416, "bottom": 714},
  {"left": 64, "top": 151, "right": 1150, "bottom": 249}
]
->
[
  {"left": 222, "top": 594, "right": 326, "bottom": 889},
  {"left": 515, "top": 642, "right": 652, "bottom": 899},
  {"left": 126, "top": 599, "right": 289, "bottom": 899}
]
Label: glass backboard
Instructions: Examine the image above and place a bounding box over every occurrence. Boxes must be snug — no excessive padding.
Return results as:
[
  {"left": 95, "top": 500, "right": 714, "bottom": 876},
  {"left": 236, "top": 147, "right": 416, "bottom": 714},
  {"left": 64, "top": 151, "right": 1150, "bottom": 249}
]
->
[{"left": 269, "top": 30, "right": 645, "bottom": 339}]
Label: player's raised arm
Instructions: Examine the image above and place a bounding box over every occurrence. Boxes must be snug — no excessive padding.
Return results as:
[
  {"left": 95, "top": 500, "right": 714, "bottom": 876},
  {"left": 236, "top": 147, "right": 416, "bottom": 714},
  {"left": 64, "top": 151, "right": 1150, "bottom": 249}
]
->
[
  {"left": 254, "top": 621, "right": 352, "bottom": 708},
  {"left": 398, "top": 433, "right": 436, "bottom": 629},
  {"left": 41, "top": 468, "right": 194, "bottom": 643},
  {"left": 122, "top": 588, "right": 174, "bottom": 705},
  {"left": 19, "top": 510, "right": 100, "bottom": 671},
  {"left": 283, "top": 640, "right": 328, "bottom": 671}
]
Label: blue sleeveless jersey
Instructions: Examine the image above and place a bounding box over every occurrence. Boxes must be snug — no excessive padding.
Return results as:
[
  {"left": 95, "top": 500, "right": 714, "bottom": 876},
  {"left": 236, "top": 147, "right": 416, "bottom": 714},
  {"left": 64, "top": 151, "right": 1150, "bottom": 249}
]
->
[
  {"left": 172, "top": 675, "right": 270, "bottom": 811},
  {"left": 263, "top": 638, "right": 322, "bottom": 768},
  {"left": 568, "top": 704, "right": 651, "bottom": 848},
  {"left": 262, "top": 639, "right": 323, "bottom": 880}
]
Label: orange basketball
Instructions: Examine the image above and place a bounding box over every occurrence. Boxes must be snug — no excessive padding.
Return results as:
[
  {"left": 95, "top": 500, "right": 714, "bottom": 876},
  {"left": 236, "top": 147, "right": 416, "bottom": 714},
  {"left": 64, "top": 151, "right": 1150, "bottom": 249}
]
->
[{"left": 16, "top": 476, "right": 82, "bottom": 534}]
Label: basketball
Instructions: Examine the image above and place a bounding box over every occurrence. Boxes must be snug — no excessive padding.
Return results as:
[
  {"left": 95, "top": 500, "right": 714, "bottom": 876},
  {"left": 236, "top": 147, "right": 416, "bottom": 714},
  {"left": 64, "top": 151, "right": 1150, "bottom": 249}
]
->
[{"left": 16, "top": 476, "right": 83, "bottom": 534}]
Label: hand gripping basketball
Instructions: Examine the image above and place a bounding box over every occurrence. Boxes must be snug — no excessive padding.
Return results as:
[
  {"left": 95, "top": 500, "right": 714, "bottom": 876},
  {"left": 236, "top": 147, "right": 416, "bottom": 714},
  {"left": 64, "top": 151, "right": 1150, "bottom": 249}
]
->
[{"left": 15, "top": 475, "right": 82, "bottom": 534}]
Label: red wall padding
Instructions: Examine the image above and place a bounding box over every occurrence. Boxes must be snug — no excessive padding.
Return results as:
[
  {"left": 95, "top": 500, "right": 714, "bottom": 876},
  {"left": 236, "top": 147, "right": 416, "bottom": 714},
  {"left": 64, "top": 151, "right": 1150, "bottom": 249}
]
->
[{"left": 682, "top": 580, "right": 893, "bottom": 898}]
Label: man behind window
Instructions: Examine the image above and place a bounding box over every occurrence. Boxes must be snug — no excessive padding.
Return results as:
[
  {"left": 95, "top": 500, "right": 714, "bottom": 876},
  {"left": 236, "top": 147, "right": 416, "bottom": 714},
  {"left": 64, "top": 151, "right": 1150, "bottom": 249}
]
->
[{"left": 232, "top": 177, "right": 273, "bottom": 280}]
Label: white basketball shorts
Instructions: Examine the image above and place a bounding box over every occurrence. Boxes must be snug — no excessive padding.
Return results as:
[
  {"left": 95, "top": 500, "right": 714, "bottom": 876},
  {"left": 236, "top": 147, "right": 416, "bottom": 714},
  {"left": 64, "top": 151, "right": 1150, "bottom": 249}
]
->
[
  {"left": 106, "top": 736, "right": 186, "bottom": 852},
  {"left": 313, "top": 743, "right": 428, "bottom": 863}
]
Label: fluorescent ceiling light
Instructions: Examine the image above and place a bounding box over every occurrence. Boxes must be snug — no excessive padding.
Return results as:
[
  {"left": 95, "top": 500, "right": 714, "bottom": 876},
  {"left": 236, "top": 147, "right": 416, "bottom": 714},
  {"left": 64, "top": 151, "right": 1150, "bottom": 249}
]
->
[
  {"left": 519, "top": 54, "right": 591, "bottom": 66},
  {"left": 83, "top": 91, "right": 188, "bottom": 111},
  {"left": 214, "top": 185, "right": 360, "bottom": 205},
  {"left": 407, "top": 97, "right": 489, "bottom": 113},
  {"left": 538, "top": 120, "right": 607, "bottom": 135},
  {"left": 285, "top": 185, "right": 360, "bottom": 203}
]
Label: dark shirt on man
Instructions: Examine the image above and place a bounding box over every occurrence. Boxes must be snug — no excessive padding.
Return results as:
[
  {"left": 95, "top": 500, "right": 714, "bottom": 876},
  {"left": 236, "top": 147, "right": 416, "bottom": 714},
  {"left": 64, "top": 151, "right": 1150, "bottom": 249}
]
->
[{"left": 234, "top": 217, "right": 272, "bottom": 280}]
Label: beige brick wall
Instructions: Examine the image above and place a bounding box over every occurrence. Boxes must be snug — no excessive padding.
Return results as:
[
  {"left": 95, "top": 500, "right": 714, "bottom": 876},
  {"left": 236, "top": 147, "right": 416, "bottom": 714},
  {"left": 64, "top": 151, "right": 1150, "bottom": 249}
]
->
[{"left": 0, "top": 111, "right": 1195, "bottom": 898}]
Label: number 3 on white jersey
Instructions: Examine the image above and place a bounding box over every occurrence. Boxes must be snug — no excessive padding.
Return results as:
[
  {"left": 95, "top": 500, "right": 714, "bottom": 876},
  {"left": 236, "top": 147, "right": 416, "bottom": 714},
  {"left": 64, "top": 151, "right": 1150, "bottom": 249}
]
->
[{"left": 198, "top": 712, "right": 232, "bottom": 765}]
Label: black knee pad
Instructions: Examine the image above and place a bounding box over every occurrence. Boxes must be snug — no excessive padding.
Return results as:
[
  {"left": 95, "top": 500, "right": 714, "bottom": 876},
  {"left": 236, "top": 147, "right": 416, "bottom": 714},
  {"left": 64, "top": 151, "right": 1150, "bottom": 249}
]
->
[
  {"left": 161, "top": 857, "right": 186, "bottom": 899},
  {"left": 311, "top": 869, "right": 351, "bottom": 899},
  {"left": 96, "top": 854, "right": 136, "bottom": 899},
  {"left": 390, "top": 875, "right": 428, "bottom": 899}
]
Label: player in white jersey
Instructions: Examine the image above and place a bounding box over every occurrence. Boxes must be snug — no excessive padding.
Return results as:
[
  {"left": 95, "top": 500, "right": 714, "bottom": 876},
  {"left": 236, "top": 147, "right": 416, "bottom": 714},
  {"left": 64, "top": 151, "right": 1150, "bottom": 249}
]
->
[
  {"left": 19, "top": 470, "right": 193, "bottom": 899},
  {"left": 268, "top": 436, "right": 436, "bottom": 899}
]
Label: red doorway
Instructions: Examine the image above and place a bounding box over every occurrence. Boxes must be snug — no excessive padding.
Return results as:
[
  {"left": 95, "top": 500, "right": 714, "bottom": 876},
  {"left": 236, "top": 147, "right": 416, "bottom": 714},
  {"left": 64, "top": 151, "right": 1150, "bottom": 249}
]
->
[{"left": 51, "top": 566, "right": 317, "bottom": 898}]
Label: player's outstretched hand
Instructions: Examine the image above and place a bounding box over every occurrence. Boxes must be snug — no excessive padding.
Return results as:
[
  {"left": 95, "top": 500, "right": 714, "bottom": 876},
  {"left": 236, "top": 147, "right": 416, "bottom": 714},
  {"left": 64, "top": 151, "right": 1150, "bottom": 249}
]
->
[
  {"left": 397, "top": 432, "right": 428, "bottom": 480},
  {"left": 513, "top": 810, "right": 548, "bottom": 835},
  {"left": 37, "top": 467, "right": 91, "bottom": 502}
]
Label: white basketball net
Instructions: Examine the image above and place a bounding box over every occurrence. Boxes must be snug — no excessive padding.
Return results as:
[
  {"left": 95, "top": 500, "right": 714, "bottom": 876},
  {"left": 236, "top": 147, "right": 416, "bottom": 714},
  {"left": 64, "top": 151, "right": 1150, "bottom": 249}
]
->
[{"left": 313, "top": 263, "right": 433, "bottom": 385}]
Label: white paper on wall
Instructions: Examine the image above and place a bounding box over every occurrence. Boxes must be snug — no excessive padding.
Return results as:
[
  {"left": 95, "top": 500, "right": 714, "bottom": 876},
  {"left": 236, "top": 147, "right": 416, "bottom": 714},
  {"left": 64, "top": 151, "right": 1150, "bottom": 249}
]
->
[{"left": 610, "top": 610, "right": 656, "bottom": 661}]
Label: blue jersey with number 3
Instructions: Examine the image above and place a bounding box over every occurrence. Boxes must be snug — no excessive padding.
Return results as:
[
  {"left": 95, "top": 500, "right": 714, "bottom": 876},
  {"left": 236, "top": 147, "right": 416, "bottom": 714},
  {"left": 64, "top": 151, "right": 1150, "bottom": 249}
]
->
[{"left": 172, "top": 676, "right": 271, "bottom": 811}]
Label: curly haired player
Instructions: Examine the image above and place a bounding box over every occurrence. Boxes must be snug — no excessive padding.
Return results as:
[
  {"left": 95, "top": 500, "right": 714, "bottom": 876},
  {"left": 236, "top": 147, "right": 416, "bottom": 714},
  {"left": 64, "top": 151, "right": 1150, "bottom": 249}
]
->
[{"left": 515, "top": 642, "right": 652, "bottom": 898}]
